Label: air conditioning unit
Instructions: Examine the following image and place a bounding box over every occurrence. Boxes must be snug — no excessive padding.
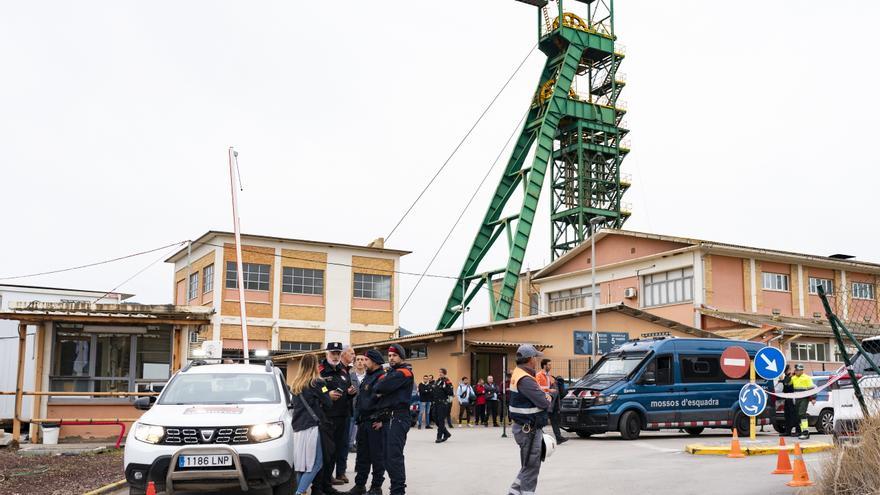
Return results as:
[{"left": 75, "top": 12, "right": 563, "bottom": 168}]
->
[{"left": 623, "top": 287, "right": 637, "bottom": 299}]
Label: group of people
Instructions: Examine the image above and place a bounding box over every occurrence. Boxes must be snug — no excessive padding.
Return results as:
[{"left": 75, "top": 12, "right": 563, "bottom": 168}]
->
[
  {"left": 416, "top": 374, "right": 503, "bottom": 428},
  {"left": 288, "top": 342, "right": 414, "bottom": 495}
]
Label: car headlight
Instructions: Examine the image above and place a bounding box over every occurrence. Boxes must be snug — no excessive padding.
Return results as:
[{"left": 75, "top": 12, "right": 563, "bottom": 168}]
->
[
  {"left": 250, "top": 422, "right": 284, "bottom": 442},
  {"left": 134, "top": 423, "right": 164, "bottom": 444}
]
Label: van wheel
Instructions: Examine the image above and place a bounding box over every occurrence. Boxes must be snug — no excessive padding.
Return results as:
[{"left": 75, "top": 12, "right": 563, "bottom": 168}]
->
[
  {"left": 619, "top": 410, "right": 641, "bottom": 440},
  {"left": 772, "top": 422, "right": 785, "bottom": 434},
  {"left": 817, "top": 409, "right": 834, "bottom": 434},
  {"left": 576, "top": 431, "right": 592, "bottom": 438},
  {"left": 684, "top": 427, "right": 704, "bottom": 436},
  {"left": 734, "top": 412, "right": 750, "bottom": 438}
]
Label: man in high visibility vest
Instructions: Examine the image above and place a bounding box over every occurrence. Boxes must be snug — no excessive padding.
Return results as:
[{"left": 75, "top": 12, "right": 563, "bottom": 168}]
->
[
  {"left": 507, "top": 345, "right": 552, "bottom": 495},
  {"left": 791, "top": 363, "right": 816, "bottom": 440}
]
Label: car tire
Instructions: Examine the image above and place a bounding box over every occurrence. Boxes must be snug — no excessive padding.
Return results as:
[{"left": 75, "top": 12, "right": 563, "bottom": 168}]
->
[
  {"left": 817, "top": 409, "right": 834, "bottom": 434},
  {"left": 684, "top": 427, "right": 704, "bottom": 436},
  {"left": 618, "top": 410, "right": 641, "bottom": 440},
  {"left": 272, "top": 478, "right": 293, "bottom": 495},
  {"left": 772, "top": 422, "right": 785, "bottom": 434},
  {"left": 734, "top": 411, "right": 750, "bottom": 438},
  {"left": 575, "top": 431, "right": 592, "bottom": 438}
]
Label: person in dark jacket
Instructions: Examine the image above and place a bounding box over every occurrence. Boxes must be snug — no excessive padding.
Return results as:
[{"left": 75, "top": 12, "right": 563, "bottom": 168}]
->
[
  {"left": 432, "top": 368, "right": 454, "bottom": 443},
  {"left": 780, "top": 364, "right": 796, "bottom": 436},
  {"left": 290, "top": 354, "right": 333, "bottom": 495},
  {"left": 417, "top": 375, "right": 434, "bottom": 429},
  {"left": 553, "top": 375, "right": 568, "bottom": 443},
  {"left": 373, "top": 344, "right": 414, "bottom": 495},
  {"left": 346, "top": 350, "right": 386, "bottom": 495},
  {"left": 319, "top": 342, "right": 355, "bottom": 493},
  {"left": 484, "top": 375, "right": 500, "bottom": 427}
]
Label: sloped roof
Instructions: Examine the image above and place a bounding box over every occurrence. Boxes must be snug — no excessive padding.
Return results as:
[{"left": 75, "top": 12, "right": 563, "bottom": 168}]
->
[{"left": 700, "top": 309, "right": 878, "bottom": 339}]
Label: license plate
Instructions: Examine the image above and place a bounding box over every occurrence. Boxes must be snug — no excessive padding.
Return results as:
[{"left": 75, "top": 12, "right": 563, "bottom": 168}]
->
[
  {"left": 178, "top": 454, "right": 233, "bottom": 468},
  {"left": 566, "top": 415, "right": 579, "bottom": 423}
]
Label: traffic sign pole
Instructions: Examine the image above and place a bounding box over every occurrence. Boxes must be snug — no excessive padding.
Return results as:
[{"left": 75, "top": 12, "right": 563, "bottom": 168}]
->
[{"left": 749, "top": 359, "right": 756, "bottom": 440}]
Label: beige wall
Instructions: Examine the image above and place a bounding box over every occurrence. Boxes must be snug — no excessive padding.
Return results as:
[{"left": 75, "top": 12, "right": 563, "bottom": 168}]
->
[
  {"left": 174, "top": 252, "right": 216, "bottom": 305},
  {"left": 547, "top": 234, "right": 691, "bottom": 277},
  {"left": 221, "top": 244, "right": 275, "bottom": 318}
]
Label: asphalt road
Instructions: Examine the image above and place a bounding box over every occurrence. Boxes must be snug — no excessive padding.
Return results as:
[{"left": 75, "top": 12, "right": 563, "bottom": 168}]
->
[{"left": 114, "top": 426, "right": 828, "bottom": 495}]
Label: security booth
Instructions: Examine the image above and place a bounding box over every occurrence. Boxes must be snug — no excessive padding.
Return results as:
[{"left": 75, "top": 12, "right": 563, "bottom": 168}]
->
[{"left": 0, "top": 301, "right": 213, "bottom": 443}]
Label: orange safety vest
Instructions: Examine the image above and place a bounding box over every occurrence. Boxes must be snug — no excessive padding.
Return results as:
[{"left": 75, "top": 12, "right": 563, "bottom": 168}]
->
[{"left": 535, "top": 370, "right": 553, "bottom": 393}]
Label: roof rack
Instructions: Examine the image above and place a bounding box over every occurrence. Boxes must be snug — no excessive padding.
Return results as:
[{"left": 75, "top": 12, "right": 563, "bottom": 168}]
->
[{"left": 182, "top": 359, "right": 208, "bottom": 372}]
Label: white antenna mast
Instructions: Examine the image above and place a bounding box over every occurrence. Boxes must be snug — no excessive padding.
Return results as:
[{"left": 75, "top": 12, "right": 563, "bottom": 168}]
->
[{"left": 228, "top": 146, "right": 250, "bottom": 363}]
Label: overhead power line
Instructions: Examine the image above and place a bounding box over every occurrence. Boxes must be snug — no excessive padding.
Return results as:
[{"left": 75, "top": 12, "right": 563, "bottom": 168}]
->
[{"left": 384, "top": 42, "right": 538, "bottom": 242}]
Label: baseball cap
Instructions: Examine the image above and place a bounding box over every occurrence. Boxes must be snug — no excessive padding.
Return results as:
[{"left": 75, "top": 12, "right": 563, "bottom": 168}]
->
[
  {"left": 516, "top": 344, "right": 543, "bottom": 359},
  {"left": 325, "top": 342, "right": 343, "bottom": 352},
  {"left": 794, "top": 363, "right": 805, "bottom": 371}
]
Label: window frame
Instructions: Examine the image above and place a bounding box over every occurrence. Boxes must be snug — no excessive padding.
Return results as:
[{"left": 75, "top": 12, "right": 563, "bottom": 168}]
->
[
  {"left": 641, "top": 267, "right": 694, "bottom": 308},
  {"left": 203, "top": 264, "right": 214, "bottom": 294},
  {"left": 279, "top": 341, "right": 322, "bottom": 352},
  {"left": 548, "top": 286, "right": 598, "bottom": 313},
  {"left": 808, "top": 277, "right": 833, "bottom": 295},
  {"left": 353, "top": 273, "right": 392, "bottom": 300},
  {"left": 761, "top": 272, "right": 790, "bottom": 292},
  {"left": 407, "top": 344, "right": 428, "bottom": 360},
  {"left": 281, "top": 267, "right": 325, "bottom": 296},
  {"left": 225, "top": 261, "right": 271, "bottom": 292},
  {"left": 852, "top": 282, "right": 875, "bottom": 300},
  {"left": 790, "top": 342, "right": 829, "bottom": 362},
  {"left": 187, "top": 272, "right": 199, "bottom": 301}
]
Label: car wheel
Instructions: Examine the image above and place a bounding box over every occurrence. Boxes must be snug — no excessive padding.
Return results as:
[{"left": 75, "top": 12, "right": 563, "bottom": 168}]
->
[
  {"left": 619, "top": 410, "right": 641, "bottom": 440},
  {"left": 817, "top": 409, "right": 834, "bottom": 434},
  {"left": 734, "top": 412, "right": 750, "bottom": 438},
  {"left": 575, "top": 431, "right": 592, "bottom": 438},
  {"left": 272, "top": 478, "right": 293, "bottom": 495},
  {"left": 684, "top": 427, "right": 704, "bottom": 436},
  {"left": 772, "top": 422, "right": 785, "bottom": 434}
]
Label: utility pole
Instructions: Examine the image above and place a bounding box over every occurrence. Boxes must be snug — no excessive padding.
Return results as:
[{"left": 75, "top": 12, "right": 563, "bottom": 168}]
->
[
  {"left": 590, "top": 216, "right": 606, "bottom": 366},
  {"left": 228, "top": 147, "right": 249, "bottom": 363}
]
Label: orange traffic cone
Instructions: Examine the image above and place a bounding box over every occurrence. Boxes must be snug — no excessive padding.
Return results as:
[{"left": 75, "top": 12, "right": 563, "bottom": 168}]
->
[
  {"left": 146, "top": 481, "right": 157, "bottom": 495},
  {"left": 727, "top": 429, "right": 745, "bottom": 458},
  {"left": 786, "top": 442, "right": 814, "bottom": 487},
  {"left": 771, "top": 437, "right": 793, "bottom": 475}
]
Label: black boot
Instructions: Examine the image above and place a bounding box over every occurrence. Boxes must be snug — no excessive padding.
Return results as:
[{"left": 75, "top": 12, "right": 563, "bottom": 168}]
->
[
  {"left": 345, "top": 486, "right": 367, "bottom": 495},
  {"left": 367, "top": 487, "right": 383, "bottom": 495}
]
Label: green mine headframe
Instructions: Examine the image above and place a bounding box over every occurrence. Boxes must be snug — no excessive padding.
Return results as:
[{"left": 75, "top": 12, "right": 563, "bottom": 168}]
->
[{"left": 437, "top": 0, "right": 630, "bottom": 330}]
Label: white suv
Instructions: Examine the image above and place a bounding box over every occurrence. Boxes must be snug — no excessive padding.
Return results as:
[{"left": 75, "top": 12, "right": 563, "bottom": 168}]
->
[
  {"left": 832, "top": 336, "right": 880, "bottom": 444},
  {"left": 124, "top": 361, "right": 295, "bottom": 494}
]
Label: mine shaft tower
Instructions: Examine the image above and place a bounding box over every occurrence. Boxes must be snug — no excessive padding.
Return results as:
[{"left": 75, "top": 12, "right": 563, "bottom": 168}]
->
[{"left": 438, "top": 0, "right": 630, "bottom": 329}]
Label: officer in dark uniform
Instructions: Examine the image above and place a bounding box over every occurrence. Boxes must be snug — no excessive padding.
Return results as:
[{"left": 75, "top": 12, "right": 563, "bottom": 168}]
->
[
  {"left": 319, "top": 342, "right": 356, "bottom": 494},
  {"left": 373, "top": 343, "right": 414, "bottom": 495},
  {"left": 432, "top": 369, "right": 453, "bottom": 443},
  {"left": 346, "top": 349, "right": 386, "bottom": 495}
]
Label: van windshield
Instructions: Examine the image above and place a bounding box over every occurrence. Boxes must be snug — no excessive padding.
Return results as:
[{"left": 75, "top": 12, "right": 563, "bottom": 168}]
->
[
  {"left": 159, "top": 373, "right": 280, "bottom": 405},
  {"left": 591, "top": 352, "right": 647, "bottom": 376}
]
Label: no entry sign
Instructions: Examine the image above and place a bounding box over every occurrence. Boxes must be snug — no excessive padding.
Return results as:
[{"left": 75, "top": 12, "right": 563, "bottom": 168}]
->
[{"left": 720, "top": 346, "right": 750, "bottom": 379}]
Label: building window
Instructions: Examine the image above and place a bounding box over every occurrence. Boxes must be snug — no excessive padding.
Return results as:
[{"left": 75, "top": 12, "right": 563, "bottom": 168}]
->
[
  {"left": 762, "top": 272, "right": 790, "bottom": 292},
  {"left": 835, "top": 345, "right": 858, "bottom": 363},
  {"left": 225, "top": 261, "right": 270, "bottom": 291},
  {"left": 407, "top": 344, "right": 428, "bottom": 359},
  {"left": 852, "top": 282, "right": 875, "bottom": 300},
  {"left": 203, "top": 264, "right": 214, "bottom": 294},
  {"left": 282, "top": 267, "right": 324, "bottom": 295},
  {"left": 280, "top": 341, "right": 321, "bottom": 352},
  {"left": 353, "top": 273, "right": 391, "bottom": 300},
  {"left": 187, "top": 272, "right": 199, "bottom": 300},
  {"left": 529, "top": 293, "right": 540, "bottom": 316},
  {"left": 790, "top": 342, "right": 829, "bottom": 362},
  {"left": 548, "top": 286, "right": 597, "bottom": 313},
  {"left": 642, "top": 268, "right": 693, "bottom": 308},
  {"left": 808, "top": 277, "right": 833, "bottom": 295}
]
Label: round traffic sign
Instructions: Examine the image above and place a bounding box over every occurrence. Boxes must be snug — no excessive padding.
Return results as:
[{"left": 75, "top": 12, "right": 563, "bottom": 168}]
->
[
  {"left": 738, "top": 383, "right": 768, "bottom": 417},
  {"left": 754, "top": 346, "right": 787, "bottom": 380},
  {"left": 720, "top": 346, "right": 750, "bottom": 379}
]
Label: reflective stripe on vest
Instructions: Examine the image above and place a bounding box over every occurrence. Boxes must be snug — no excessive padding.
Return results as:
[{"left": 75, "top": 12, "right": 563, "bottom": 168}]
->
[{"left": 509, "top": 406, "right": 542, "bottom": 414}]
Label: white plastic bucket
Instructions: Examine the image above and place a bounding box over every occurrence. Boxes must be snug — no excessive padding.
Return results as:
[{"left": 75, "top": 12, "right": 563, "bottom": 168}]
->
[{"left": 42, "top": 425, "right": 60, "bottom": 444}]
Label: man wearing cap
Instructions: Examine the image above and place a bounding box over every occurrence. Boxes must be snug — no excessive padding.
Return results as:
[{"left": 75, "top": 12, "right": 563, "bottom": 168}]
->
[
  {"left": 373, "top": 343, "right": 414, "bottom": 495},
  {"left": 507, "top": 344, "right": 551, "bottom": 495},
  {"left": 320, "top": 342, "right": 357, "bottom": 492},
  {"left": 791, "top": 364, "right": 816, "bottom": 440},
  {"left": 346, "top": 349, "right": 386, "bottom": 495}
]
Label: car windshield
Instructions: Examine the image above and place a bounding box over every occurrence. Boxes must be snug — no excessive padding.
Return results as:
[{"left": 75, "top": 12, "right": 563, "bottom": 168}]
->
[
  {"left": 590, "top": 352, "right": 647, "bottom": 377},
  {"left": 159, "top": 373, "right": 280, "bottom": 405}
]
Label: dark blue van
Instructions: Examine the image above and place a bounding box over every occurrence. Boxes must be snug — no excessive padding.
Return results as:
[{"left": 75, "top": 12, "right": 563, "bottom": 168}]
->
[{"left": 559, "top": 337, "right": 772, "bottom": 439}]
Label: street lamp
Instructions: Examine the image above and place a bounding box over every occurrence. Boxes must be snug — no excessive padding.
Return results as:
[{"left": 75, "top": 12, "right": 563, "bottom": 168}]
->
[
  {"left": 451, "top": 303, "right": 470, "bottom": 354},
  {"left": 589, "top": 216, "right": 606, "bottom": 367}
]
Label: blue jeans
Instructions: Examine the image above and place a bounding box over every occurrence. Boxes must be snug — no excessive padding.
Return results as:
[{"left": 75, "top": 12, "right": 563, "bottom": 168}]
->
[
  {"left": 295, "top": 437, "right": 322, "bottom": 494},
  {"left": 418, "top": 402, "right": 432, "bottom": 426}
]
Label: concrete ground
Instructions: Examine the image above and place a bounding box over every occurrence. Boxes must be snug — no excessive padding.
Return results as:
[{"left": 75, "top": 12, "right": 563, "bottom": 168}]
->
[{"left": 113, "top": 426, "right": 828, "bottom": 495}]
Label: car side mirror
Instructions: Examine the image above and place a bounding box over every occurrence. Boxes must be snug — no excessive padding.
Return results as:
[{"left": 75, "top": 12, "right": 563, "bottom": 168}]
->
[
  {"left": 640, "top": 371, "right": 656, "bottom": 385},
  {"left": 134, "top": 396, "right": 156, "bottom": 410}
]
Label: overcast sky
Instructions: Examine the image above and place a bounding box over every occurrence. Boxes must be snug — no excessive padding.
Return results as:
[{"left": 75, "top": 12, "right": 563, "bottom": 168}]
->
[{"left": 2, "top": 1, "right": 878, "bottom": 333}]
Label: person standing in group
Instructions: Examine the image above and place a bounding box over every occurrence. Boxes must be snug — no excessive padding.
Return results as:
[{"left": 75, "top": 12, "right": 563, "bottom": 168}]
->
[
  {"left": 373, "top": 344, "right": 415, "bottom": 495},
  {"left": 456, "top": 377, "right": 475, "bottom": 426},
  {"left": 427, "top": 374, "right": 436, "bottom": 426},
  {"left": 432, "top": 369, "right": 453, "bottom": 443},
  {"left": 290, "top": 354, "right": 333, "bottom": 495},
  {"left": 417, "top": 375, "right": 434, "bottom": 429},
  {"left": 350, "top": 354, "right": 368, "bottom": 453},
  {"left": 778, "top": 364, "right": 796, "bottom": 437},
  {"left": 345, "top": 350, "right": 386, "bottom": 495},
  {"left": 474, "top": 378, "right": 487, "bottom": 427},
  {"left": 791, "top": 364, "right": 816, "bottom": 440},
  {"left": 536, "top": 359, "right": 564, "bottom": 443},
  {"left": 484, "top": 375, "right": 500, "bottom": 427},
  {"left": 553, "top": 375, "right": 568, "bottom": 444},
  {"left": 319, "top": 342, "right": 356, "bottom": 492},
  {"left": 507, "top": 345, "right": 551, "bottom": 495}
]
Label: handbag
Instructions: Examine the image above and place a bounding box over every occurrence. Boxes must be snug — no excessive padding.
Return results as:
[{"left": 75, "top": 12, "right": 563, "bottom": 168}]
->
[{"left": 297, "top": 391, "right": 335, "bottom": 463}]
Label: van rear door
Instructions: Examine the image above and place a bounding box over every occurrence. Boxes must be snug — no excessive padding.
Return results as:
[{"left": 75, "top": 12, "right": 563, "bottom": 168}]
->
[{"left": 676, "top": 353, "right": 737, "bottom": 424}]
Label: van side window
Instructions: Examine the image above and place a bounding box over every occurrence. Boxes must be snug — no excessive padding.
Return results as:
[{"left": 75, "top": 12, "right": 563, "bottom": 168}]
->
[
  {"left": 644, "top": 355, "right": 673, "bottom": 385},
  {"left": 681, "top": 355, "right": 724, "bottom": 383}
]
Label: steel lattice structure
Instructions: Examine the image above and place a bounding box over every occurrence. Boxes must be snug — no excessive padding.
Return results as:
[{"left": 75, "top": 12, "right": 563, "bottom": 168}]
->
[{"left": 438, "top": 0, "right": 629, "bottom": 330}]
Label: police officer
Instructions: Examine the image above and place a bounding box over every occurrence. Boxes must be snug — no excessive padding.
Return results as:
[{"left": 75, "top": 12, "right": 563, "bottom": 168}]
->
[
  {"left": 507, "top": 344, "right": 551, "bottom": 495},
  {"left": 319, "top": 342, "right": 356, "bottom": 494},
  {"left": 432, "top": 369, "right": 453, "bottom": 443},
  {"left": 791, "top": 364, "right": 816, "bottom": 440},
  {"left": 346, "top": 349, "right": 386, "bottom": 495},
  {"left": 373, "top": 344, "right": 414, "bottom": 495}
]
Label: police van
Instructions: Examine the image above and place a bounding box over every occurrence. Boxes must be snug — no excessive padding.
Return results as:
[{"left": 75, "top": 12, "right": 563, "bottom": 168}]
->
[
  {"left": 832, "top": 335, "right": 880, "bottom": 444},
  {"left": 560, "top": 337, "right": 771, "bottom": 440}
]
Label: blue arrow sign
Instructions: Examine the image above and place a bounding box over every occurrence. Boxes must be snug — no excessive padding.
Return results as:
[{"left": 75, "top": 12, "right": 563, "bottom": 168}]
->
[
  {"left": 754, "top": 346, "right": 786, "bottom": 380},
  {"left": 738, "top": 383, "right": 768, "bottom": 417}
]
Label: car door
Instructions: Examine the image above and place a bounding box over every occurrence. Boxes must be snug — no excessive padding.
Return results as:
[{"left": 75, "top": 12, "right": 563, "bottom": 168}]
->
[
  {"left": 676, "top": 354, "right": 732, "bottom": 424},
  {"left": 634, "top": 354, "right": 677, "bottom": 426}
]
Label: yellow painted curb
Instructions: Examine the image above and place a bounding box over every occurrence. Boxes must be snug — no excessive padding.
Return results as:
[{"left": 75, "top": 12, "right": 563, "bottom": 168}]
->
[
  {"left": 82, "top": 478, "right": 127, "bottom": 495},
  {"left": 685, "top": 442, "right": 833, "bottom": 456}
]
